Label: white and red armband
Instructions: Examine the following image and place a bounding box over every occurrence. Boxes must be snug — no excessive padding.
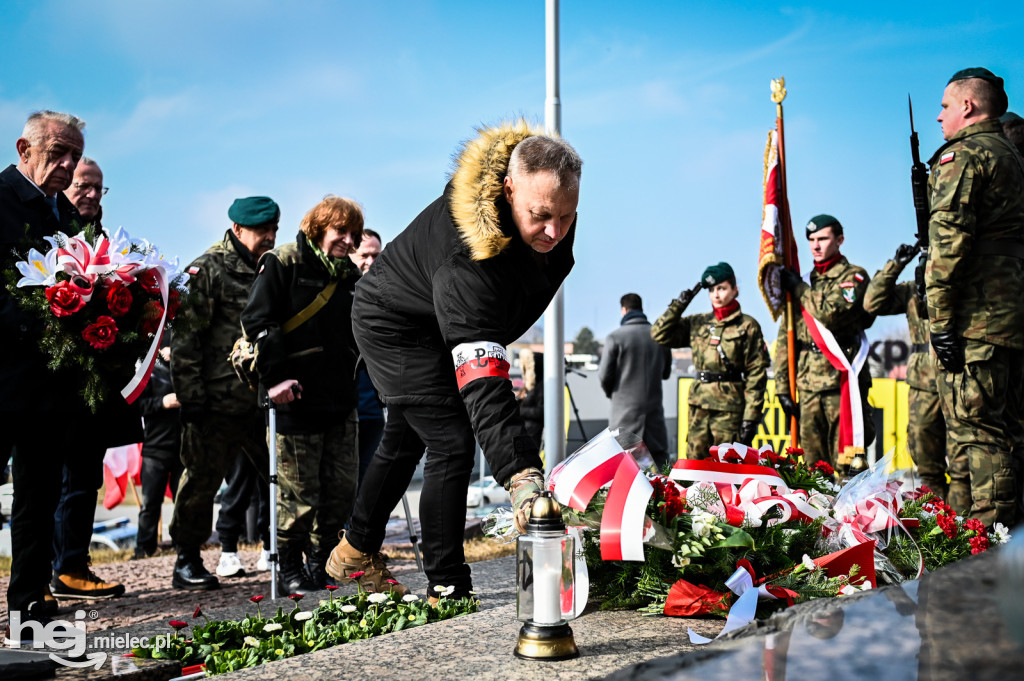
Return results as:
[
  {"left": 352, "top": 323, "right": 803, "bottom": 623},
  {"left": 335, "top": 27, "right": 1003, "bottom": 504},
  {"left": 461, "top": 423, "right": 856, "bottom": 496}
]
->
[{"left": 451, "top": 341, "right": 511, "bottom": 390}]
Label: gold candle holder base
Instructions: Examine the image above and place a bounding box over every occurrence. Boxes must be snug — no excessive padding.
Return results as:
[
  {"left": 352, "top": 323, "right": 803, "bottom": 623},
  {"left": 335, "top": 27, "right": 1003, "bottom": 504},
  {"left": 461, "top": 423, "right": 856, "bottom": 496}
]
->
[{"left": 514, "top": 622, "right": 580, "bottom": 661}]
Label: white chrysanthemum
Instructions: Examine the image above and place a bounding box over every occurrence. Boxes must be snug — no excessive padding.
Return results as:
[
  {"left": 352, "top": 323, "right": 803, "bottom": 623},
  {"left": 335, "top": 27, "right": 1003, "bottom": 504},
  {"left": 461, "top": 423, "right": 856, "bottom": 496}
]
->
[
  {"left": 262, "top": 622, "right": 283, "bottom": 633},
  {"left": 341, "top": 605, "right": 357, "bottom": 613},
  {"left": 367, "top": 592, "right": 389, "bottom": 604},
  {"left": 402, "top": 594, "right": 420, "bottom": 602},
  {"left": 993, "top": 523, "right": 1012, "bottom": 544},
  {"left": 294, "top": 611, "right": 313, "bottom": 621},
  {"left": 244, "top": 636, "right": 260, "bottom": 648}
]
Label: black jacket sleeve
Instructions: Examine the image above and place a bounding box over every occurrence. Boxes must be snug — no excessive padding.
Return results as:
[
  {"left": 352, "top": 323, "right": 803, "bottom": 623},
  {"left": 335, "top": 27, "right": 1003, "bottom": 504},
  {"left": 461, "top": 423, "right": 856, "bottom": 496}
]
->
[{"left": 241, "top": 252, "right": 292, "bottom": 388}]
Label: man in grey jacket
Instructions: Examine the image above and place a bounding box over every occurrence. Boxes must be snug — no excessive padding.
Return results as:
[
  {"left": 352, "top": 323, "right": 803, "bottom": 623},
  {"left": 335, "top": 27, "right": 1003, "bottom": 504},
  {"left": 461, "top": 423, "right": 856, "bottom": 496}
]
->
[{"left": 599, "top": 293, "right": 672, "bottom": 467}]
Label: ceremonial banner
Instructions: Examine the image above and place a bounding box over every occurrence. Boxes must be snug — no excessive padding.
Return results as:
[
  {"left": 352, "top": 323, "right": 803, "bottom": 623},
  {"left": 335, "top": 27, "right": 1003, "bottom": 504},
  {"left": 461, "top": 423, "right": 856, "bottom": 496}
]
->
[{"left": 758, "top": 129, "right": 800, "bottom": 320}]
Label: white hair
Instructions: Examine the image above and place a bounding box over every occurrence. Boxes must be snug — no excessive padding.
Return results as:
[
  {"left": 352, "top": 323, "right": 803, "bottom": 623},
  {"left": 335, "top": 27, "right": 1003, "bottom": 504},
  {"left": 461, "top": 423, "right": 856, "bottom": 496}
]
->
[{"left": 21, "top": 110, "right": 86, "bottom": 145}]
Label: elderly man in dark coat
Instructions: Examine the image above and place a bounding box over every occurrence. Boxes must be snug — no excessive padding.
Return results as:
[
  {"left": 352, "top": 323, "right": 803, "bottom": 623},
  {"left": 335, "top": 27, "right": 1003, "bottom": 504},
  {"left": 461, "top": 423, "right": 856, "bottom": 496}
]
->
[{"left": 599, "top": 293, "right": 672, "bottom": 467}]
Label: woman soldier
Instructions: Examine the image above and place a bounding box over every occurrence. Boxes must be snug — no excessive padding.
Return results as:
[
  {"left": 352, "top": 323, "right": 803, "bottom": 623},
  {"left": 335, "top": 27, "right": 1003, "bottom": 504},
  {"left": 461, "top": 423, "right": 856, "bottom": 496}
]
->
[
  {"left": 241, "top": 196, "right": 364, "bottom": 595},
  {"left": 651, "top": 262, "right": 769, "bottom": 458}
]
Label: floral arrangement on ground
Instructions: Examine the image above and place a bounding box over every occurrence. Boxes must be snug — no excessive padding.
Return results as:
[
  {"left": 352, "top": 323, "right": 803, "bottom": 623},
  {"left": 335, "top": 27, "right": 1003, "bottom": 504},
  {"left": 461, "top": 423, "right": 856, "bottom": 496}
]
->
[
  {"left": 132, "top": 586, "right": 478, "bottom": 675},
  {"left": 5, "top": 224, "right": 189, "bottom": 411},
  {"left": 529, "top": 430, "right": 1010, "bottom": 628}
]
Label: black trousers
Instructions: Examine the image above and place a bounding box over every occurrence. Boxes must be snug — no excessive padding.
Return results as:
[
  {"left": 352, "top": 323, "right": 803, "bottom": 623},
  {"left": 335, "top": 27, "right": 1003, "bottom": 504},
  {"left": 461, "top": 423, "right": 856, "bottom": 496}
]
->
[
  {"left": 51, "top": 443, "right": 106, "bottom": 574},
  {"left": 356, "top": 417, "right": 385, "bottom": 488},
  {"left": 4, "top": 410, "right": 64, "bottom": 614},
  {"left": 346, "top": 403, "right": 476, "bottom": 596},
  {"left": 136, "top": 450, "right": 183, "bottom": 554},
  {"left": 216, "top": 449, "right": 270, "bottom": 552}
]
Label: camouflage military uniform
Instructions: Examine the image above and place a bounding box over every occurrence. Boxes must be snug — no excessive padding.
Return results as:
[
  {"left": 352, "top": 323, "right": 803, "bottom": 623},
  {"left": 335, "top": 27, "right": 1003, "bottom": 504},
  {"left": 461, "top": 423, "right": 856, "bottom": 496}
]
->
[
  {"left": 774, "top": 257, "right": 874, "bottom": 466},
  {"left": 170, "top": 231, "right": 268, "bottom": 550},
  {"left": 925, "top": 118, "right": 1024, "bottom": 526},
  {"left": 863, "top": 258, "right": 947, "bottom": 498},
  {"left": 652, "top": 300, "right": 769, "bottom": 459}
]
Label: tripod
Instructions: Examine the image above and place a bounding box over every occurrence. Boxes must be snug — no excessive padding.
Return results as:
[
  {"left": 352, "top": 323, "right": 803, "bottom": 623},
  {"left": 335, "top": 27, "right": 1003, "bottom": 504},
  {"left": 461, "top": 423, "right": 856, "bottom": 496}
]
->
[{"left": 564, "top": 361, "right": 588, "bottom": 444}]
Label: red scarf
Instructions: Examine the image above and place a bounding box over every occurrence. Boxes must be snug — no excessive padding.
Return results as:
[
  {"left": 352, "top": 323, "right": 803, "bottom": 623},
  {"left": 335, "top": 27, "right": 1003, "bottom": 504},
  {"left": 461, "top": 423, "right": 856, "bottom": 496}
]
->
[
  {"left": 813, "top": 253, "right": 842, "bottom": 274},
  {"left": 713, "top": 299, "right": 740, "bottom": 321}
]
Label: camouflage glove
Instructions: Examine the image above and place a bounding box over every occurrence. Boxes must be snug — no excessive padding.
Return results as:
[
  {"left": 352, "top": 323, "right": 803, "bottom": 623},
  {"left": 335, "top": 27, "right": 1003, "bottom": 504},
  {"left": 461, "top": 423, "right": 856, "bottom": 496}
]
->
[
  {"left": 894, "top": 243, "right": 920, "bottom": 269},
  {"left": 931, "top": 330, "right": 965, "bottom": 373},
  {"left": 507, "top": 467, "right": 545, "bottom": 534},
  {"left": 739, "top": 420, "right": 759, "bottom": 446},
  {"left": 777, "top": 394, "right": 800, "bottom": 420},
  {"left": 779, "top": 268, "right": 802, "bottom": 294}
]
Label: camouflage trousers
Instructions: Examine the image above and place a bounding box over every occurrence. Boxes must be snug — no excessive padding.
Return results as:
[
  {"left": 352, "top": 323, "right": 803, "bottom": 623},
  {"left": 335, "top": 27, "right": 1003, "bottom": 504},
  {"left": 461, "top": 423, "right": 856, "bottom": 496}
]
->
[
  {"left": 686, "top": 406, "right": 742, "bottom": 459},
  {"left": 937, "top": 340, "right": 1024, "bottom": 527},
  {"left": 275, "top": 409, "right": 358, "bottom": 550},
  {"left": 169, "top": 410, "right": 268, "bottom": 549},
  {"left": 907, "top": 387, "right": 948, "bottom": 500},
  {"left": 797, "top": 390, "right": 875, "bottom": 468}
]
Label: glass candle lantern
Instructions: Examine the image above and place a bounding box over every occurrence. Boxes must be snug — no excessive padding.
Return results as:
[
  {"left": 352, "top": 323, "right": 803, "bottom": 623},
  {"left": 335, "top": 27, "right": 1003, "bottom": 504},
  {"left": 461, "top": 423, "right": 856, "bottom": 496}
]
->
[{"left": 514, "top": 491, "right": 579, "bottom": 660}]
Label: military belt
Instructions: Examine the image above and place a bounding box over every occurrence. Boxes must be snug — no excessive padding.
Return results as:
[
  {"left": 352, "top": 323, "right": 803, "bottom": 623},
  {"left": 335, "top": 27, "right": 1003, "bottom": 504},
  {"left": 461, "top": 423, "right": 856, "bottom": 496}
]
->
[
  {"left": 911, "top": 342, "right": 930, "bottom": 354},
  {"left": 972, "top": 240, "right": 1024, "bottom": 259},
  {"left": 696, "top": 370, "right": 745, "bottom": 383}
]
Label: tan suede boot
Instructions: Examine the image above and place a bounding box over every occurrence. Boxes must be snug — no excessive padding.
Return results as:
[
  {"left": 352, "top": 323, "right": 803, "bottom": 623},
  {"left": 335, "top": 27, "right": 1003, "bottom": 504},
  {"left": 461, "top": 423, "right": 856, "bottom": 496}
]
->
[{"left": 326, "top": 535, "right": 409, "bottom": 596}]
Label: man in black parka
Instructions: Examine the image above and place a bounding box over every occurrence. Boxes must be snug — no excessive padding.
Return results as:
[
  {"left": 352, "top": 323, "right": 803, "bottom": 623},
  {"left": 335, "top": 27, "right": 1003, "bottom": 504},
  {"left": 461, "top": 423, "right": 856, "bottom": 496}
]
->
[{"left": 326, "top": 121, "right": 582, "bottom": 599}]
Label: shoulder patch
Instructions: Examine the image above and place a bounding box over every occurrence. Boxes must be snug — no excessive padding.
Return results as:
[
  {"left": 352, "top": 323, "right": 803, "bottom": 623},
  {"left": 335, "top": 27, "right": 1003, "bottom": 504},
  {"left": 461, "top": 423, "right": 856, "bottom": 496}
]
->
[
  {"left": 854, "top": 273, "right": 864, "bottom": 282},
  {"left": 839, "top": 281, "right": 855, "bottom": 288},
  {"left": 188, "top": 266, "right": 200, "bottom": 275},
  {"left": 258, "top": 263, "right": 265, "bottom": 275},
  {"left": 940, "top": 151, "right": 955, "bottom": 165},
  {"left": 842, "top": 287, "right": 857, "bottom": 303}
]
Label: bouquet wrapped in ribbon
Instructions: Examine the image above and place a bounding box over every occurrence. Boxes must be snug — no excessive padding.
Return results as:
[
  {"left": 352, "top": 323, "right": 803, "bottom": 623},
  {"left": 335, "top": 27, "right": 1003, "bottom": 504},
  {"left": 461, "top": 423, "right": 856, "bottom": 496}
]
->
[{"left": 8, "top": 225, "right": 188, "bottom": 411}]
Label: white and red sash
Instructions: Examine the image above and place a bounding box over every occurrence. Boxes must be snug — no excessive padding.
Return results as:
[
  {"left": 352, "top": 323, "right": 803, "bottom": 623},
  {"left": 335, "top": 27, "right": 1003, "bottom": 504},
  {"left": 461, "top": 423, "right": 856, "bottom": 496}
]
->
[{"left": 799, "top": 308, "right": 869, "bottom": 452}]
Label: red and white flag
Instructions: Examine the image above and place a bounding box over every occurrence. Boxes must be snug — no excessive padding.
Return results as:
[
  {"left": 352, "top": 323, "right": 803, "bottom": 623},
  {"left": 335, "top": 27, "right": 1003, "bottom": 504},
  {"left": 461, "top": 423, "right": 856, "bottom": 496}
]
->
[{"left": 758, "top": 129, "right": 799, "bottom": 321}]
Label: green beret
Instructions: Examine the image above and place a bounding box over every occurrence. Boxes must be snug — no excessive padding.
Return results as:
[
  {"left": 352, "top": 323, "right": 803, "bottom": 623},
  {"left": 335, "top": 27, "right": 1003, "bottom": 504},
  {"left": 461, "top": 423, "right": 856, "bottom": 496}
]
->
[
  {"left": 701, "top": 262, "right": 735, "bottom": 288},
  {"left": 806, "top": 214, "right": 842, "bottom": 237},
  {"left": 1001, "top": 111, "right": 1024, "bottom": 124},
  {"left": 228, "top": 196, "right": 280, "bottom": 227},
  {"left": 948, "top": 67, "right": 1008, "bottom": 116}
]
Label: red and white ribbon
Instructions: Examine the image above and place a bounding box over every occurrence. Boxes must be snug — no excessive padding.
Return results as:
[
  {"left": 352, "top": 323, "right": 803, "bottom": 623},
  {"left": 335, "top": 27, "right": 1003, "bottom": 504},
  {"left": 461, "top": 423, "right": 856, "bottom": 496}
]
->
[
  {"left": 549, "top": 430, "right": 652, "bottom": 562},
  {"left": 120, "top": 265, "right": 168, "bottom": 403},
  {"left": 689, "top": 561, "right": 798, "bottom": 644},
  {"left": 800, "top": 309, "right": 869, "bottom": 452},
  {"left": 671, "top": 456, "right": 790, "bottom": 494}
]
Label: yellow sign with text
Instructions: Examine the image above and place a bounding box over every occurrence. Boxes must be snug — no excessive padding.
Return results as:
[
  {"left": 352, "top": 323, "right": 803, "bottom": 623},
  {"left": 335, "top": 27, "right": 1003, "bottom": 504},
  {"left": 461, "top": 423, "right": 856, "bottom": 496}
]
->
[{"left": 675, "top": 377, "right": 910, "bottom": 460}]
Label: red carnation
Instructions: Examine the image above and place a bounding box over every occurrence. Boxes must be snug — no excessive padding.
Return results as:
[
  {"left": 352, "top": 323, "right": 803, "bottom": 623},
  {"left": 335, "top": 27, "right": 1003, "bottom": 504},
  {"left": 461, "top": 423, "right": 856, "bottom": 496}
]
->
[
  {"left": 45, "top": 281, "right": 86, "bottom": 317},
  {"left": 141, "top": 300, "right": 164, "bottom": 336},
  {"left": 105, "top": 280, "right": 133, "bottom": 317},
  {"left": 137, "top": 268, "right": 161, "bottom": 293},
  {"left": 82, "top": 316, "right": 118, "bottom": 350}
]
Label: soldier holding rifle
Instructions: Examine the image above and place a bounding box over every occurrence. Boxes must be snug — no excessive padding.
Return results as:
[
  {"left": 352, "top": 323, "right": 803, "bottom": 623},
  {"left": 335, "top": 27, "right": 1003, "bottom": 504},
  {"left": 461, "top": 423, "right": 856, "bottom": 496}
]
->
[{"left": 924, "top": 67, "right": 1024, "bottom": 527}]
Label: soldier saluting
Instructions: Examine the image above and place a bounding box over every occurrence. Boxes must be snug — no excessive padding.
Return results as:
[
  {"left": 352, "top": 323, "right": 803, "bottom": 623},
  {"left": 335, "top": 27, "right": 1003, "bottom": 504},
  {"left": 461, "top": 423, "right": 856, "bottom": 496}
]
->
[
  {"left": 651, "top": 262, "right": 769, "bottom": 457},
  {"left": 925, "top": 67, "right": 1024, "bottom": 528}
]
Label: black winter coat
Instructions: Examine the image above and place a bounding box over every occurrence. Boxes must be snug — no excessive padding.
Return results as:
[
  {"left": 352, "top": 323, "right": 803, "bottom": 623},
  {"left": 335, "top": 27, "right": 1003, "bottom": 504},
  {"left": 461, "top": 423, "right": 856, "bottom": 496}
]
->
[
  {"left": 351, "top": 123, "right": 575, "bottom": 484},
  {"left": 0, "top": 164, "right": 82, "bottom": 412},
  {"left": 241, "top": 232, "right": 360, "bottom": 434}
]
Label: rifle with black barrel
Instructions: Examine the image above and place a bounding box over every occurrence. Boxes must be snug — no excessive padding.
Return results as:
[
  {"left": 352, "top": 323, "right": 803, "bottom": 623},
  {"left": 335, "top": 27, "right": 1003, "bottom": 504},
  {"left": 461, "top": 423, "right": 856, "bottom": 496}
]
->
[{"left": 909, "top": 95, "right": 930, "bottom": 247}]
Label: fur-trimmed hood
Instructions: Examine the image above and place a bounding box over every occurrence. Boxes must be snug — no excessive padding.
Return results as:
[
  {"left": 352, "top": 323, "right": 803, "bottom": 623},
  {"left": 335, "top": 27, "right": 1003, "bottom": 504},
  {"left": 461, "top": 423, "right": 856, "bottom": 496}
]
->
[{"left": 449, "top": 119, "right": 545, "bottom": 261}]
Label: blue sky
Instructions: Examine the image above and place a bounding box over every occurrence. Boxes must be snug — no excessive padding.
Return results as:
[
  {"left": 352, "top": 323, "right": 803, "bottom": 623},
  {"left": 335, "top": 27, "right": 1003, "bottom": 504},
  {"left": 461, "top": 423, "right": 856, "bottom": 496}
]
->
[{"left": 2, "top": 1, "right": 1022, "bottom": 343}]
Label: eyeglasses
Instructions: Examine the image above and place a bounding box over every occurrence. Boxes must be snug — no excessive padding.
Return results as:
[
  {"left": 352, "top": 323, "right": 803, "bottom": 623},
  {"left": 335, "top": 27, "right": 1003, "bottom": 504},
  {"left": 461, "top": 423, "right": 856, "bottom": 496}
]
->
[{"left": 72, "top": 182, "right": 109, "bottom": 195}]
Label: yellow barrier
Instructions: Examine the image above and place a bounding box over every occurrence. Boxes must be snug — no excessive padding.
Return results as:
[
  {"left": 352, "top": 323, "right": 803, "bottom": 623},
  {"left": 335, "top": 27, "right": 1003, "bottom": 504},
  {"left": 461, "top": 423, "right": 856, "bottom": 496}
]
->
[{"left": 675, "top": 377, "right": 910, "bottom": 459}]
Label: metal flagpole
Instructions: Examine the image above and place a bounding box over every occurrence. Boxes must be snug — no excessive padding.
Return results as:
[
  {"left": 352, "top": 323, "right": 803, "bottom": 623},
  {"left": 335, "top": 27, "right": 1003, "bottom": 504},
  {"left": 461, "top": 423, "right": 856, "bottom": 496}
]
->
[
  {"left": 542, "top": 0, "right": 566, "bottom": 470},
  {"left": 267, "top": 402, "right": 279, "bottom": 599}
]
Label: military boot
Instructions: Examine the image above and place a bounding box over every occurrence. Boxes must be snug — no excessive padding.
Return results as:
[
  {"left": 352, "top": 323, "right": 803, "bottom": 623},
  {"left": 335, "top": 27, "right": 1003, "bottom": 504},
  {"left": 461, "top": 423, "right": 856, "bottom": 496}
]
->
[
  {"left": 171, "top": 548, "right": 219, "bottom": 591},
  {"left": 305, "top": 543, "right": 334, "bottom": 589},
  {"left": 277, "top": 541, "right": 319, "bottom": 596},
  {"left": 326, "top": 534, "right": 408, "bottom": 596}
]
